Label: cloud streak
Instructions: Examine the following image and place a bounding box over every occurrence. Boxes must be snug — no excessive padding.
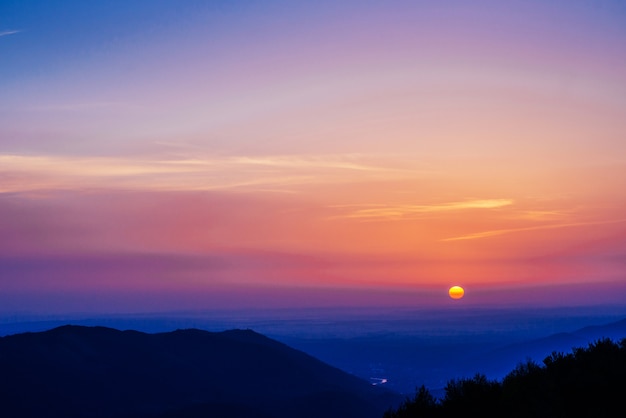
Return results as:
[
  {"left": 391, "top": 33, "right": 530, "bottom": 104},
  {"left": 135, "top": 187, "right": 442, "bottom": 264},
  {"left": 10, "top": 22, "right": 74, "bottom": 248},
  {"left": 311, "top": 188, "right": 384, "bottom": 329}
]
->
[
  {"left": 229, "top": 155, "right": 391, "bottom": 172},
  {"left": 0, "top": 153, "right": 409, "bottom": 193},
  {"left": 441, "top": 219, "right": 626, "bottom": 242},
  {"left": 334, "top": 199, "right": 513, "bottom": 220},
  {"left": 0, "top": 30, "right": 20, "bottom": 37}
]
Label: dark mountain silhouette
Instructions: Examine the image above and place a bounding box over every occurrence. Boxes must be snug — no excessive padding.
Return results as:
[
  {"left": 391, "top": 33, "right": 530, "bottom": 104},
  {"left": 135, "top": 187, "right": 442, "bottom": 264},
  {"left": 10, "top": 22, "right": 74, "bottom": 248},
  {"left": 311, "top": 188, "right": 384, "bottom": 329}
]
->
[{"left": 0, "top": 325, "right": 400, "bottom": 418}]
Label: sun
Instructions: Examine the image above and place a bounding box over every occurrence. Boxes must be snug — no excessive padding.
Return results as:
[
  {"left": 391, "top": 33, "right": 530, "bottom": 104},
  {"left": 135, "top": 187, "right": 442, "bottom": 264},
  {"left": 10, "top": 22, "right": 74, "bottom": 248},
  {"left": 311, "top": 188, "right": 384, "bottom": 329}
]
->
[{"left": 448, "top": 286, "right": 465, "bottom": 300}]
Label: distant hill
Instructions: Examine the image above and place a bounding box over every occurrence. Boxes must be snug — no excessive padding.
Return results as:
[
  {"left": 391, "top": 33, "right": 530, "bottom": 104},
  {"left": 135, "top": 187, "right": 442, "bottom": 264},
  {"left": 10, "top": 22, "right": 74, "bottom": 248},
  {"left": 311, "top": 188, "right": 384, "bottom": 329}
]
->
[
  {"left": 574, "top": 317, "right": 626, "bottom": 341},
  {"left": 385, "top": 337, "right": 626, "bottom": 418},
  {"left": 279, "top": 315, "right": 626, "bottom": 395},
  {"left": 472, "top": 317, "right": 626, "bottom": 378},
  {"left": 0, "top": 325, "right": 400, "bottom": 418}
]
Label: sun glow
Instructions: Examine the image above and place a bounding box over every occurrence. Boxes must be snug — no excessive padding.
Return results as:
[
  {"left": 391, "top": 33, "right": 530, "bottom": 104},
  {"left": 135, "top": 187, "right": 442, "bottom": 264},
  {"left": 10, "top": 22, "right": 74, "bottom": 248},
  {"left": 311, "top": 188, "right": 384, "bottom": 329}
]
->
[{"left": 448, "top": 286, "right": 465, "bottom": 300}]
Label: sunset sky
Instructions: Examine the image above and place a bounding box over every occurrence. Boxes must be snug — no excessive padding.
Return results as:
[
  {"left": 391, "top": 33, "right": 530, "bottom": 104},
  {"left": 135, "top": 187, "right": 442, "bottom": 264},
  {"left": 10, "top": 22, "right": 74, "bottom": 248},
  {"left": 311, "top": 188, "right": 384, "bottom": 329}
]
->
[{"left": 1, "top": 0, "right": 625, "bottom": 314}]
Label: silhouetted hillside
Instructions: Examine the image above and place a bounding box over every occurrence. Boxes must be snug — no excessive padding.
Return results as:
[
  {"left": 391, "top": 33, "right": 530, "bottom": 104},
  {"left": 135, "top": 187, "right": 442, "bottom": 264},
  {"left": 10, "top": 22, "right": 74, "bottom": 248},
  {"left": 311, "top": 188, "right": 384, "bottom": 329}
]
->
[
  {"left": 470, "top": 317, "right": 626, "bottom": 379},
  {"left": 385, "top": 338, "right": 626, "bottom": 418},
  {"left": 0, "top": 325, "right": 400, "bottom": 418}
]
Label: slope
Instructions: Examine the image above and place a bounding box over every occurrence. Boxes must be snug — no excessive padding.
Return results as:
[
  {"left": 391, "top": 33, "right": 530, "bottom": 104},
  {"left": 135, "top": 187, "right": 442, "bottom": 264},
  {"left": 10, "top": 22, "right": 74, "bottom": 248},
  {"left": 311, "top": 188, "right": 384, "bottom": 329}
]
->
[{"left": 0, "top": 325, "right": 400, "bottom": 418}]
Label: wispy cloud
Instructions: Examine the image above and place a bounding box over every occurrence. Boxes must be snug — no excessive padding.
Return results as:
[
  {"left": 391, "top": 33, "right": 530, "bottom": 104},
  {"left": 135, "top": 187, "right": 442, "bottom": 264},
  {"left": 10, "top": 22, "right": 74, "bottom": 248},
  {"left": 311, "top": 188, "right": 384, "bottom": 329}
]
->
[
  {"left": 513, "top": 210, "right": 564, "bottom": 221},
  {"left": 0, "top": 30, "right": 20, "bottom": 37},
  {"left": 0, "top": 153, "right": 409, "bottom": 193},
  {"left": 333, "top": 199, "right": 513, "bottom": 221},
  {"left": 442, "top": 219, "right": 626, "bottom": 242},
  {"left": 230, "top": 155, "right": 390, "bottom": 172},
  {"left": 24, "top": 101, "right": 144, "bottom": 112}
]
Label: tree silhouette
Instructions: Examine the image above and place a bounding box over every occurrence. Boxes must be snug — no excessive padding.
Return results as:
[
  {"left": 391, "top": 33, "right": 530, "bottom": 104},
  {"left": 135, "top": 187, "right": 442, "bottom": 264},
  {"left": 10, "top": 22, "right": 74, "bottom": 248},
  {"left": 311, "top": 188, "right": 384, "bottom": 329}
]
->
[
  {"left": 384, "top": 338, "right": 626, "bottom": 418},
  {"left": 441, "top": 374, "right": 501, "bottom": 417},
  {"left": 384, "top": 385, "right": 439, "bottom": 418}
]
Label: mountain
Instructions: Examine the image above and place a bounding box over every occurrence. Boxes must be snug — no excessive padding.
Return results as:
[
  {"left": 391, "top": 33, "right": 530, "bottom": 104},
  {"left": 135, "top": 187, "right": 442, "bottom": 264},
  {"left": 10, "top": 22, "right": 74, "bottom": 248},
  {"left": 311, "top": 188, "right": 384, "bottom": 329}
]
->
[
  {"left": 0, "top": 325, "right": 400, "bottom": 418},
  {"left": 385, "top": 338, "right": 626, "bottom": 418},
  {"left": 470, "top": 317, "right": 626, "bottom": 378},
  {"left": 574, "top": 317, "right": 626, "bottom": 341},
  {"left": 274, "top": 315, "right": 626, "bottom": 395}
]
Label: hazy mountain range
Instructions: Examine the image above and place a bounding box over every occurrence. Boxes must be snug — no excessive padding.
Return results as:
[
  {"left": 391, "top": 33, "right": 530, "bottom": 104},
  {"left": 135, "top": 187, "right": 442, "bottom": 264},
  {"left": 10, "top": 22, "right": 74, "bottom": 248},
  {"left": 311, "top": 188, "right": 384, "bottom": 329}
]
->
[
  {"left": 279, "top": 314, "right": 626, "bottom": 394},
  {"left": 472, "top": 318, "right": 626, "bottom": 378},
  {"left": 1, "top": 314, "right": 626, "bottom": 417}
]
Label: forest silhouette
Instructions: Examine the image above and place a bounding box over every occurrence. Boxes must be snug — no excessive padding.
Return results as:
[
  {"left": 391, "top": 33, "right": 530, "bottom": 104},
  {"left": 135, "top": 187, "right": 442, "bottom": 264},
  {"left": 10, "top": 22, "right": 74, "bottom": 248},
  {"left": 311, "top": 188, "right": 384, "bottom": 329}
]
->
[{"left": 384, "top": 338, "right": 626, "bottom": 418}]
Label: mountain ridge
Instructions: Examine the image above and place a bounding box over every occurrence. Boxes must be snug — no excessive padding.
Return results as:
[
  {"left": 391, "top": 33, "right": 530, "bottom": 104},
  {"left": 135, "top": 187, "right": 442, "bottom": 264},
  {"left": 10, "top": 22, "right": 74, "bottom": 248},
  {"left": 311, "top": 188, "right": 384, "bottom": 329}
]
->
[
  {"left": 472, "top": 316, "right": 626, "bottom": 377},
  {"left": 0, "top": 325, "right": 400, "bottom": 418}
]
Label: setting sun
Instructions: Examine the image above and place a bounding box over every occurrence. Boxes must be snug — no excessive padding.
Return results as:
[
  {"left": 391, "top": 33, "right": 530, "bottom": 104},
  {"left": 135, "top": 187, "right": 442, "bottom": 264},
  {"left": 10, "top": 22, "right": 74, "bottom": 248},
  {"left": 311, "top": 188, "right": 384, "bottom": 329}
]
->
[{"left": 448, "top": 286, "right": 465, "bottom": 300}]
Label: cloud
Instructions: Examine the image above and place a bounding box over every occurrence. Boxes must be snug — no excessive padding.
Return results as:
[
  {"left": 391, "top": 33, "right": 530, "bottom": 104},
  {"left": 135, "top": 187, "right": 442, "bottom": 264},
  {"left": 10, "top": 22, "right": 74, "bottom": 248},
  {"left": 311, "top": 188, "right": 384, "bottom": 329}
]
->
[
  {"left": 0, "top": 153, "right": 409, "bottom": 194},
  {"left": 24, "top": 101, "right": 144, "bottom": 112},
  {"left": 334, "top": 199, "right": 513, "bottom": 220},
  {"left": 229, "top": 155, "right": 391, "bottom": 172},
  {"left": 441, "top": 219, "right": 626, "bottom": 242},
  {"left": 514, "top": 210, "right": 564, "bottom": 221},
  {"left": 0, "top": 30, "right": 20, "bottom": 37}
]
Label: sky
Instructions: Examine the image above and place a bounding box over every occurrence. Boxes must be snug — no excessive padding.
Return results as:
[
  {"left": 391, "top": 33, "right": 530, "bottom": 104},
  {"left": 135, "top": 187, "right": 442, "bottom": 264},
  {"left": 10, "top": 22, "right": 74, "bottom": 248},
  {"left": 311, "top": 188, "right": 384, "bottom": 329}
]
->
[{"left": 1, "top": 0, "right": 625, "bottom": 314}]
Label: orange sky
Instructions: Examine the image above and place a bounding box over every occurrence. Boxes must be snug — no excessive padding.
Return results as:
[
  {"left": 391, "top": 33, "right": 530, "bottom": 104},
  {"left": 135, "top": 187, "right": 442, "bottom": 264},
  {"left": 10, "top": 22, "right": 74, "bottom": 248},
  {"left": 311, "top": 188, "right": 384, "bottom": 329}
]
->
[{"left": 1, "top": 0, "right": 625, "bottom": 313}]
